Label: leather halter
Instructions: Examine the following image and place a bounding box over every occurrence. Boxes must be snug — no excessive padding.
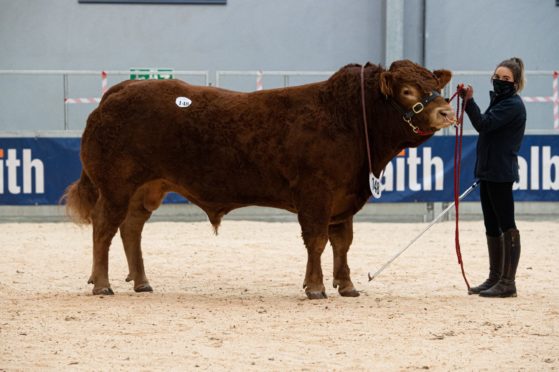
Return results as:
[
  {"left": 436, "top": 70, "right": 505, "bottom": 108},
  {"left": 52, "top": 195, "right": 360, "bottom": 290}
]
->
[
  {"left": 388, "top": 90, "right": 441, "bottom": 136},
  {"left": 360, "top": 66, "right": 437, "bottom": 141}
]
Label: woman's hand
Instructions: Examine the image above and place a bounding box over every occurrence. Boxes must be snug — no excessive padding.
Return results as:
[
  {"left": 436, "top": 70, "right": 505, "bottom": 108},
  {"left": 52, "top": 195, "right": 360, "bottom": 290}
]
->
[
  {"left": 458, "top": 84, "right": 474, "bottom": 100},
  {"left": 464, "top": 85, "right": 474, "bottom": 100}
]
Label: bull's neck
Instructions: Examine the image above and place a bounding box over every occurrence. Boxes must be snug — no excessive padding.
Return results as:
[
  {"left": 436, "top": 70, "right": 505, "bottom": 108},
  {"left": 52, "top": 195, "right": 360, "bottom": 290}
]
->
[
  {"left": 360, "top": 78, "right": 431, "bottom": 178},
  {"left": 324, "top": 65, "right": 432, "bottom": 178}
]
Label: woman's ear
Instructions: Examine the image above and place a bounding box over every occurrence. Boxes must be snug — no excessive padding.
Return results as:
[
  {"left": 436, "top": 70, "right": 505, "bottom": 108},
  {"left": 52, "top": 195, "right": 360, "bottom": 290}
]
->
[
  {"left": 379, "top": 72, "right": 393, "bottom": 96},
  {"left": 433, "top": 69, "right": 452, "bottom": 89}
]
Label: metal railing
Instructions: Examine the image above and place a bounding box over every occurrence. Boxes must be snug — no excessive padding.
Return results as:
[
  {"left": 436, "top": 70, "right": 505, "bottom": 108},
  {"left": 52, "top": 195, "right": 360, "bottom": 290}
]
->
[
  {"left": 0, "top": 69, "right": 557, "bottom": 133},
  {"left": 0, "top": 69, "right": 209, "bottom": 130}
]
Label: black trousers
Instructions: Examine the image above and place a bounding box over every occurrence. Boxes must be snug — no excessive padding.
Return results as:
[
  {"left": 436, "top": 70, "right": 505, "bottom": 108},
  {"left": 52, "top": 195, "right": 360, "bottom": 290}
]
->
[{"left": 479, "top": 180, "right": 517, "bottom": 237}]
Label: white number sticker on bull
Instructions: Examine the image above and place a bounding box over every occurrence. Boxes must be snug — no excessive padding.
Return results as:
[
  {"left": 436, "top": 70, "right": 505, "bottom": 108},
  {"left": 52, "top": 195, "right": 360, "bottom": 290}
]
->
[
  {"left": 369, "top": 172, "right": 383, "bottom": 199},
  {"left": 175, "top": 97, "right": 192, "bottom": 108}
]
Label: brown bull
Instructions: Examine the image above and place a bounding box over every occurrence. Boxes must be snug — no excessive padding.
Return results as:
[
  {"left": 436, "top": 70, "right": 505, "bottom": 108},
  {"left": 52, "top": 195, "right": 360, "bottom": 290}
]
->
[{"left": 64, "top": 60, "right": 455, "bottom": 299}]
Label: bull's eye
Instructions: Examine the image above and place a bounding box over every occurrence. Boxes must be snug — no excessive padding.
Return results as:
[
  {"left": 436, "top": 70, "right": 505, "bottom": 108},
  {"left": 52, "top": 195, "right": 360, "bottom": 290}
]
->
[{"left": 402, "top": 88, "right": 413, "bottom": 96}]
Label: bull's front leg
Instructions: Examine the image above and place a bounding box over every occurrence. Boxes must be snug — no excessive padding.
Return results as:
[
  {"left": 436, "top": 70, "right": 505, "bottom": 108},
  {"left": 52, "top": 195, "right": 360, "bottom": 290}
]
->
[
  {"left": 297, "top": 193, "right": 332, "bottom": 300},
  {"left": 301, "top": 226, "right": 329, "bottom": 299},
  {"left": 329, "top": 217, "right": 359, "bottom": 297}
]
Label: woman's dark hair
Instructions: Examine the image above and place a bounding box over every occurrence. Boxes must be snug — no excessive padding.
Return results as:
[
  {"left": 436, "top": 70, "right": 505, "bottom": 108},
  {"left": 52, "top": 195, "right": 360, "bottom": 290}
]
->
[{"left": 494, "top": 57, "right": 525, "bottom": 93}]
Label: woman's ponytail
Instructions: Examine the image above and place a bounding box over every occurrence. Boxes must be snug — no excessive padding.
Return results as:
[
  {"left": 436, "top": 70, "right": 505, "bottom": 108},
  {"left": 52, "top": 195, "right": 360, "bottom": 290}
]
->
[{"left": 497, "top": 57, "right": 525, "bottom": 92}]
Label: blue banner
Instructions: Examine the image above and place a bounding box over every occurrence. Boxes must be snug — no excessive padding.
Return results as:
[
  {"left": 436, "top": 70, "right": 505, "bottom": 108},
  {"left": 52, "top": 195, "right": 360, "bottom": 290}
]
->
[
  {"left": 377, "top": 135, "right": 559, "bottom": 202},
  {"left": 1, "top": 135, "right": 558, "bottom": 205},
  {"left": 0, "top": 137, "right": 81, "bottom": 205}
]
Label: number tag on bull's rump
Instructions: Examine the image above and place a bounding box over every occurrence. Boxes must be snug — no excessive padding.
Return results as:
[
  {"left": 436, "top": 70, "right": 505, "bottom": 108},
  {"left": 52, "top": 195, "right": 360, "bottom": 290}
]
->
[
  {"left": 369, "top": 172, "right": 382, "bottom": 199},
  {"left": 175, "top": 97, "right": 192, "bottom": 108}
]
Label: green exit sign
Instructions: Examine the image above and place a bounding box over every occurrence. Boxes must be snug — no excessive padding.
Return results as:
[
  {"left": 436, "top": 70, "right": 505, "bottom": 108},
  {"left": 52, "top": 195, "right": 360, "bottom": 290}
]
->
[{"left": 130, "top": 68, "right": 174, "bottom": 80}]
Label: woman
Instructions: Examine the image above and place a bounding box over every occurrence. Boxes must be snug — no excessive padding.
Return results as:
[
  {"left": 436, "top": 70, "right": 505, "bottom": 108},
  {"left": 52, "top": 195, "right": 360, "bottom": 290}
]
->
[{"left": 461, "top": 57, "right": 526, "bottom": 298}]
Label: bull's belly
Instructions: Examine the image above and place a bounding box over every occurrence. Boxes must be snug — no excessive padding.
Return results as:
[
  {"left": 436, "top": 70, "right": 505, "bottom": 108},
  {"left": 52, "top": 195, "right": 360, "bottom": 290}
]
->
[
  {"left": 162, "top": 173, "right": 297, "bottom": 212},
  {"left": 140, "top": 175, "right": 366, "bottom": 223}
]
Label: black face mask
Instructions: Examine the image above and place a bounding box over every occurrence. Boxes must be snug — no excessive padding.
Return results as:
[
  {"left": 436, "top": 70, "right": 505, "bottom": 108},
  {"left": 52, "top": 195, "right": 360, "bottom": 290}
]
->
[{"left": 492, "top": 79, "right": 516, "bottom": 96}]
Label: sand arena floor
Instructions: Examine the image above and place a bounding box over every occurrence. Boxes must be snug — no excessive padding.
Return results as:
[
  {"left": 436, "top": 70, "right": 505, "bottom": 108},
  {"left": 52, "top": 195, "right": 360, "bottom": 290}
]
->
[{"left": 1, "top": 220, "right": 557, "bottom": 370}]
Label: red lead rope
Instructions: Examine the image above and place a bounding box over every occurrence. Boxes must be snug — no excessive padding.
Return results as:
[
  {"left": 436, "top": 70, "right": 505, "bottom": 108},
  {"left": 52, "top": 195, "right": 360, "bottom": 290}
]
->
[{"left": 449, "top": 86, "right": 470, "bottom": 289}]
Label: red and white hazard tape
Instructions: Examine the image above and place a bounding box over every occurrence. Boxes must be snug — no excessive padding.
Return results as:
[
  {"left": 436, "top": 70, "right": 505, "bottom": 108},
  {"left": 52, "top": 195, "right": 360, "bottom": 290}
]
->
[
  {"left": 256, "top": 70, "right": 263, "bottom": 91},
  {"left": 523, "top": 96, "right": 556, "bottom": 103},
  {"left": 101, "top": 71, "right": 108, "bottom": 95},
  {"left": 64, "top": 71, "right": 107, "bottom": 104},
  {"left": 522, "top": 71, "right": 558, "bottom": 129},
  {"left": 64, "top": 97, "right": 102, "bottom": 104}
]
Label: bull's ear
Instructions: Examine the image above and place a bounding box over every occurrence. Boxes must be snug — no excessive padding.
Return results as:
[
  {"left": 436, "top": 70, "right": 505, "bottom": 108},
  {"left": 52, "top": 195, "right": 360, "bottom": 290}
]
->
[
  {"left": 433, "top": 69, "right": 452, "bottom": 89},
  {"left": 379, "top": 71, "right": 393, "bottom": 96}
]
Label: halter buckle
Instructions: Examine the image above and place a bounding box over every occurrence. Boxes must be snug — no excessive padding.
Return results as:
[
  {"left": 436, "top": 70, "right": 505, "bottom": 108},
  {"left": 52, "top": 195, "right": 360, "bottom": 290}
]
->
[{"left": 412, "top": 102, "right": 424, "bottom": 114}]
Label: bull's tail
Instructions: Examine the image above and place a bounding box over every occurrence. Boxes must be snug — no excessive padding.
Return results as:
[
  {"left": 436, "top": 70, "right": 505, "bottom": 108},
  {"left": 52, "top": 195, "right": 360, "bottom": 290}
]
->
[{"left": 61, "top": 171, "right": 99, "bottom": 225}]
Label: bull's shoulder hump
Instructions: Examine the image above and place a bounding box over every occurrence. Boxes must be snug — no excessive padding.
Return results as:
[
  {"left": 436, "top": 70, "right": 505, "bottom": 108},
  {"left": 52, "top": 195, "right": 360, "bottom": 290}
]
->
[{"left": 106, "top": 78, "right": 191, "bottom": 93}]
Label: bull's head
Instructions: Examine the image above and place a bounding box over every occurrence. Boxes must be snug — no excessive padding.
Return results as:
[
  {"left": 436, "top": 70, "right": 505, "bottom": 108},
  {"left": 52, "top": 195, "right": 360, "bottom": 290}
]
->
[{"left": 379, "top": 60, "right": 456, "bottom": 134}]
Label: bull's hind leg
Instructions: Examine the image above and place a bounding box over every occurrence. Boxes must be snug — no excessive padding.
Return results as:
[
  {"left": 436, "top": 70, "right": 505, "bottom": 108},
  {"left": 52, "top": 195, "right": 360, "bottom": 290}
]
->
[
  {"left": 120, "top": 198, "right": 153, "bottom": 293},
  {"left": 88, "top": 195, "right": 129, "bottom": 295},
  {"left": 329, "top": 217, "right": 359, "bottom": 297},
  {"left": 119, "top": 183, "right": 165, "bottom": 293},
  {"left": 297, "top": 193, "right": 332, "bottom": 300}
]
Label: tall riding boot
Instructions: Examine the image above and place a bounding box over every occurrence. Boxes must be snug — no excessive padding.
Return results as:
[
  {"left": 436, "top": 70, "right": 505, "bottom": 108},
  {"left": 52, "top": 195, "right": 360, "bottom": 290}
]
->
[
  {"left": 480, "top": 229, "right": 521, "bottom": 298},
  {"left": 468, "top": 234, "right": 504, "bottom": 295}
]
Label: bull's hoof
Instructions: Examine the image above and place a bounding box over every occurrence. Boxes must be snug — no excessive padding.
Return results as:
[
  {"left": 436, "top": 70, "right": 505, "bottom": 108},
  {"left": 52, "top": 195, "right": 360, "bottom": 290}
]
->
[
  {"left": 92, "top": 287, "right": 114, "bottom": 296},
  {"left": 306, "top": 291, "right": 327, "bottom": 300},
  {"left": 339, "top": 288, "right": 360, "bottom": 297},
  {"left": 125, "top": 275, "right": 133, "bottom": 282},
  {"left": 134, "top": 284, "right": 153, "bottom": 293},
  {"left": 333, "top": 280, "right": 360, "bottom": 297}
]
